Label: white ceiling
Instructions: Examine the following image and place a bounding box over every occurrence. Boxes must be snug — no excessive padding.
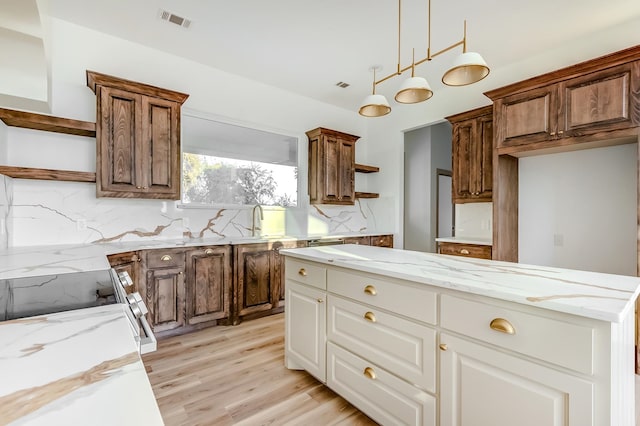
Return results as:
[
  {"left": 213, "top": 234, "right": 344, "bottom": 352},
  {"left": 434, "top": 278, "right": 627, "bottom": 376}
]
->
[{"left": 14, "top": 0, "right": 640, "bottom": 113}]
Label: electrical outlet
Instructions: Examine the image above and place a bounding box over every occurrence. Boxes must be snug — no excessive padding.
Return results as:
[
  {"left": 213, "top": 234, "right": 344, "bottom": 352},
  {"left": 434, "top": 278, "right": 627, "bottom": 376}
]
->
[
  {"left": 76, "top": 219, "right": 87, "bottom": 231},
  {"left": 553, "top": 234, "right": 563, "bottom": 247}
]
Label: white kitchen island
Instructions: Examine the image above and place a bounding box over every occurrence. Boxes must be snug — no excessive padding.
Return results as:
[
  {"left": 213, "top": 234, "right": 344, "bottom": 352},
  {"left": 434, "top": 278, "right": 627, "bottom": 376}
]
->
[{"left": 281, "top": 244, "right": 640, "bottom": 426}]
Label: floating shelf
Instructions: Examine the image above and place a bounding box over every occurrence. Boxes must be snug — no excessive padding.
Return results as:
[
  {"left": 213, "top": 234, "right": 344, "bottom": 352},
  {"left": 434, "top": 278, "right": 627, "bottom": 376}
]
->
[
  {"left": 355, "top": 192, "right": 379, "bottom": 199},
  {"left": 0, "top": 107, "right": 96, "bottom": 137},
  {"left": 355, "top": 163, "right": 379, "bottom": 173},
  {"left": 0, "top": 166, "right": 96, "bottom": 183}
]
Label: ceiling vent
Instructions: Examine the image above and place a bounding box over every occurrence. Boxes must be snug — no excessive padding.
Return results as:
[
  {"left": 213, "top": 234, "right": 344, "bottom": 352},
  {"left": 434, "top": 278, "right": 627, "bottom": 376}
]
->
[
  {"left": 335, "top": 81, "right": 350, "bottom": 88},
  {"left": 159, "top": 9, "right": 191, "bottom": 29}
]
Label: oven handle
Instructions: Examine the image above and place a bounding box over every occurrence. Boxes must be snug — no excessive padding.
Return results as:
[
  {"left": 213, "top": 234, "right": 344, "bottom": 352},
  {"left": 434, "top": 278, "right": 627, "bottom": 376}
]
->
[{"left": 138, "top": 315, "right": 157, "bottom": 354}]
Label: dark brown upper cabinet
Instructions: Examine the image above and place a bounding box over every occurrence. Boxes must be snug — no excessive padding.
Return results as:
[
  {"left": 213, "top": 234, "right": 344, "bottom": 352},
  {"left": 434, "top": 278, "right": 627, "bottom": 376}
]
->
[
  {"left": 488, "top": 58, "right": 640, "bottom": 156},
  {"left": 87, "top": 71, "right": 189, "bottom": 199},
  {"left": 307, "top": 127, "right": 360, "bottom": 205},
  {"left": 446, "top": 106, "right": 493, "bottom": 203}
]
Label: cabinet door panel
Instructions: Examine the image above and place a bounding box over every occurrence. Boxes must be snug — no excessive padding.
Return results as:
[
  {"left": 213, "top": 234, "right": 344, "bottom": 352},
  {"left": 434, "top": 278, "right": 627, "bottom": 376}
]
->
[
  {"left": 339, "top": 139, "right": 355, "bottom": 202},
  {"left": 562, "top": 63, "right": 638, "bottom": 136},
  {"left": 143, "top": 97, "right": 180, "bottom": 197},
  {"left": 495, "top": 86, "right": 557, "bottom": 148},
  {"left": 146, "top": 266, "right": 185, "bottom": 332},
  {"left": 453, "top": 120, "right": 473, "bottom": 199},
  {"left": 323, "top": 136, "right": 340, "bottom": 201},
  {"left": 478, "top": 114, "right": 493, "bottom": 196},
  {"left": 285, "top": 280, "right": 326, "bottom": 381},
  {"left": 186, "top": 246, "right": 231, "bottom": 325},
  {"left": 98, "top": 86, "right": 141, "bottom": 193},
  {"left": 235, "top": 244, "right": 276, "bottom": 320},
  {"left": 440, "top": 333, "right": 593, "bottom": 426}
]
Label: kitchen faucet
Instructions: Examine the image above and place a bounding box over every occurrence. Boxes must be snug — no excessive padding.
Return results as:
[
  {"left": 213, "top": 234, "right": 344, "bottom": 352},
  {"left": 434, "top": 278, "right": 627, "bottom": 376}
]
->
[{"left": 251, "top": 204, "right": 264, "bottom": 237}]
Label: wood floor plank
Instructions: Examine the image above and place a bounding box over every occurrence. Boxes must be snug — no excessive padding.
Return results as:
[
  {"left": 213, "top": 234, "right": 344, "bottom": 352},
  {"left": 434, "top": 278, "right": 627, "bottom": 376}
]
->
[{"left": 142, "top": 313, "right": 377, "bottom": 425}]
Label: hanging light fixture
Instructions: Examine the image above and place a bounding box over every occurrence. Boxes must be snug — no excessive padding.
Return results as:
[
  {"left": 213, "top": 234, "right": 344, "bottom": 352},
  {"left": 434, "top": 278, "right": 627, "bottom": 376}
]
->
[
  {"left": 359, "top": 66, "right": 391, "bottom": 117},
  {"left": 358, "top": 0, "right": 489, "bottom": 117}
]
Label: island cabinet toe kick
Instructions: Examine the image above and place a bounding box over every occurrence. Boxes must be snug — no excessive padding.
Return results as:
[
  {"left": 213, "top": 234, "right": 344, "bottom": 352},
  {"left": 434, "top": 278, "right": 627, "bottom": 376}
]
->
[{"left": 282, "top": 246, "right": 638, "bottom": 426}]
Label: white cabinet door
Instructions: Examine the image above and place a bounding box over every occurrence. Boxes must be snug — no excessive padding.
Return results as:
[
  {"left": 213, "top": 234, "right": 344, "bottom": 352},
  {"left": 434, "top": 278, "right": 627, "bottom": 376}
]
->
[
  {"left": 285, "top": 280, "right": 326, "bottom": 382},
  {"left": 440, "top": 333, "right": 594, "bottom": 426}
]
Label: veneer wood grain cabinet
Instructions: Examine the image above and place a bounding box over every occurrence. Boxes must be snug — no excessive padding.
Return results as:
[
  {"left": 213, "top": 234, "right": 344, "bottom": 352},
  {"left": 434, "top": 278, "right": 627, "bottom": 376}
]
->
[
  {"left": 307, "top": 127, "right": 359, "bottom": 205},
  {"left": 446, "top": 105, "right": 493, "bottom": 203},
  {"left": 370, "top": 234, "right": 394, "bottom": 248},
  {"left": 142, "top": 248, "right": 186, "bottom": 333},
  {"left": 233, "top": 240, "right": 307, "bottom": 324},
  {"left": 438, "top": 241, "right": 491, "bottom": 259},
  {"left": 185, "top": 245, "right": 232, "bottom": 326},
  {"left": 139, "top": 245, "right": 232, "bottom": 335},
  {"left": 488, "top": 58, "right": 640, "bottom": 155},
  {"left": 87, "top": 71, "right": 189, "bottom": 199}
]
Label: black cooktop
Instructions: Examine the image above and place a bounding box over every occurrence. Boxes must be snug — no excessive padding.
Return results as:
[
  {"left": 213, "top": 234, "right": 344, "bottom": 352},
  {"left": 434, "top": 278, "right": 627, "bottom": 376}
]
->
[{"left": 0, "top": 269, "right": 118, "bottom": 321}]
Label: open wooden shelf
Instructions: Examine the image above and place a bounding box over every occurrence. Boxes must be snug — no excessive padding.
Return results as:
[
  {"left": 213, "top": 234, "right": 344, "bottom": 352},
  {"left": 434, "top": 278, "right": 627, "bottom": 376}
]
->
[
  {"left": 0, "top": 108, "right": 96, "bottom": 137},
  {"left": 355, "top": 192, "right": 379, "bottom": 199},
  {"left": 0, "top": 166, "right": 96, "bottom": 183},
  {"left": 355, "top": 163, "right": 379, "bottom": 173}
]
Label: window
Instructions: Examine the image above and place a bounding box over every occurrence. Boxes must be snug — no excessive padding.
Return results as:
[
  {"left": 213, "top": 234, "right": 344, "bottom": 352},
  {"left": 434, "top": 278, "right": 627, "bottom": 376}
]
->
[{"left": 181, "top": 113, "right": 298, "bottom": 207}]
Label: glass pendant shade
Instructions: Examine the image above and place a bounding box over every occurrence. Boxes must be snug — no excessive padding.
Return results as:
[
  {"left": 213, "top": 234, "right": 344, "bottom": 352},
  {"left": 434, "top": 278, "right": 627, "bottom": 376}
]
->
[
  {"left": 442, "top": 51, "right": 490, "bottom": 86},
  {"left": 395, "top": 76, "right": 433, "bottom": 104},
  {"left": 358, "top": 94, "right": 391, "bottom": 117}
]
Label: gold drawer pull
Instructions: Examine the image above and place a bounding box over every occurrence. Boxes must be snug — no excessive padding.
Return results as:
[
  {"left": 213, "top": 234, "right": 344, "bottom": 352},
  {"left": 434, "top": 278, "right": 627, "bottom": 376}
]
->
[
  {"left": 317, "top": 298, "right": 324, "bottom": 303},
  {"left": 363, "top": 285, "right": 377, "bottom": 296},
  {"left": 439, "top": 343, "right": 448, "bottom": 351},
  {"left": 205, "top": 248, "right": 214, "bottom": 255},
  {"left": 161, "top": 254, "right": 172, "bottom": 261},
  {"left": 298, "top": 268, "right": 307, "bottom": 276},
  {"left": 363, "top": 367, "right": 376, "bottom": 380},
  {"left": 460, "top": 249, "right": 470, "bottom": 255},
  {"left": 490, "top": 318, "right": 515, "bottom": 335},
  {"left": 364, "top": 312, "right": 376, "bottom": 323}
]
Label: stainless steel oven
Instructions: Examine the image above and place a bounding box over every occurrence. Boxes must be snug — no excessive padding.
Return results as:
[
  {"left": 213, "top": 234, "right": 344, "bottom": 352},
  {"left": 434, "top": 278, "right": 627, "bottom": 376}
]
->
[{"left": 0, "top": 268, "right": 156, "bottom": 354}]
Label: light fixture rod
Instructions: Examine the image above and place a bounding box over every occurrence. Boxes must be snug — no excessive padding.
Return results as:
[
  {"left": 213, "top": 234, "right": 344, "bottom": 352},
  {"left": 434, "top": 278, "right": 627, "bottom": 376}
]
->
[{"left": 397, "top": 0, "right": 402, "bottom": 74}]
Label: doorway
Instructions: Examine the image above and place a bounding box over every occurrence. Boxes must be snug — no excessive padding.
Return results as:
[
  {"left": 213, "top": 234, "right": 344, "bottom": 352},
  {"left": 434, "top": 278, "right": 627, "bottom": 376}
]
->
[{"left": 436, "top": 169, "right": 454, "bottom": 238}]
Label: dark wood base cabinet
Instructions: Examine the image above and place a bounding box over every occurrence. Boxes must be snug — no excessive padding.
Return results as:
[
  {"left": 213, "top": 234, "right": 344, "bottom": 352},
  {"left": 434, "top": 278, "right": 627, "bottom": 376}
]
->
[{"left": 233, "top": 240, "right": 307, "bottom": 324}]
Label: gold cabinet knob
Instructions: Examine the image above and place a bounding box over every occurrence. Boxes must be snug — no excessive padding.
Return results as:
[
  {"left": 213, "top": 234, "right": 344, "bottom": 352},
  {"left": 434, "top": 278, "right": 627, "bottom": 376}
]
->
[
  {"left": 298, "top": 268, "right": 307, "bottom": 276},
  {"left": 460, "top": 249, "right": 470, "bottom": 255},
  {"left": 136, "top": 186, "right": 142, "bottom": 189},
  {"left": 363, "top": 367, "right": 376, "bottom": 380},
  {"left": 178, "top": 271, "right": 183, "bottom": 275},
  {"left": 439, "top": 343, "right": 448, "bottom": 351},
  {"left": 558, "top": 130, "right": 564, "bottom": 135},
  {"left": 364, "top": 311, "right": 376, "bottom": 323},
  {"left": 490, "top": 318, "right": 516, "bottom": 335},
  {"left": 205, "top": 248, "right": 214, "bottom": 255},
  {"left": 550, "top": 131, "right": 556, "bottom": 136},
  {"left": 363, "top": 285, "right": 377, "bottom": 296},
  {"left": 161, "top": 254, "right": 172, "bottom": 261},
  {"left": 317, "top": 298, "right": 324, "bottom": 303}
]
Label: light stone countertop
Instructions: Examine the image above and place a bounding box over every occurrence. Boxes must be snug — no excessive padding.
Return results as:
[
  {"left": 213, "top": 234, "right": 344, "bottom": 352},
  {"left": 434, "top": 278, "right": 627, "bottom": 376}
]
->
[
  {"left": 281, "top": 244, "right": 640, "bottom": 323},
  {"left": 0, "top": 232, "right": 393, "bottom": 280},
  {"left": 0, "top": 304, "right": 163, "bottom": 425},
  {"left": 435, "top": 236, "right": 492, "bottom": 246}
]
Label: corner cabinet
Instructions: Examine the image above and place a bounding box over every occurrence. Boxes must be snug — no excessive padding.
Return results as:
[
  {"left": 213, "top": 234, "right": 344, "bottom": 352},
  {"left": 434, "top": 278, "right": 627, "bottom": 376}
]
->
[
  {"left": 446, "top": 105, "right": 493, "bottom": 203},
  {"left": 307, "top": 127, "right": 359, "bottom": 205},
  {"left": 86, "top": 71, "right": 189, "bottom": 199}
]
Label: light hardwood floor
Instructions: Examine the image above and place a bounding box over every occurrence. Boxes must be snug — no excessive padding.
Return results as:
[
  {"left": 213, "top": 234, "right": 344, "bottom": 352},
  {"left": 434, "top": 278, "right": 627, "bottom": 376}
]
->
[
  {"left": 142, "top": 313, "right": 377, "bottom": 425},
  {"left": 143, "top": 313, "right": 640, "bottom": 425}
]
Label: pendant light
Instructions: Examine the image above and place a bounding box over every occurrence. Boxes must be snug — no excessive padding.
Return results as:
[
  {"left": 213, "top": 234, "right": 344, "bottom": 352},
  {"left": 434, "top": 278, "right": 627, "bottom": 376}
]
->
[
  {"left": 395, "top": 49, "right": 433, "bottom": 103},
  {"left": 359, "top": 67, "right": 391, "bottom": 117},
  {"left": 358, "top": 0, "right": 489, "bottom": 117}
]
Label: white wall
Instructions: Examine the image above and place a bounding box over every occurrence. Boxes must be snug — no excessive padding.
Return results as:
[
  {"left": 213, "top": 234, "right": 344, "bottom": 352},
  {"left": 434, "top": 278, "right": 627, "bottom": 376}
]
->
[{"left": 519, "top": 143, "right": 637, "bottom": 275}]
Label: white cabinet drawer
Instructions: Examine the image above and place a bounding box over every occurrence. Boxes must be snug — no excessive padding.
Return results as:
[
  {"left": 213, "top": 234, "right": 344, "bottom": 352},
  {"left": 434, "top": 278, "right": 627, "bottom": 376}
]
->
[
  {"left": 441, "top": 294, "right": 595, "bottom": 375},
  {"left": 328, "top": 269, "right": 437, "bottom": 325},
  {"left": 285, "top": 258, "right": 326, "bottom": 290},
  {"left": 328, "top": 295, "right": 436, "bottom": 392},
  {"left": 327, "top": 342, "right": 436, "bottom": 426}
]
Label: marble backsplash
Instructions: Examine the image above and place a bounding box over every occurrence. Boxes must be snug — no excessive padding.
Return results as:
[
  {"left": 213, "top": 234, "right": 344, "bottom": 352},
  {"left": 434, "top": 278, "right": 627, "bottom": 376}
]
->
[
  {"left": 4, "top": 178, "right": 371, "bottom": 247},
  {"left": 0, "top": 175, "right": 11, "bottom": 249}
]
